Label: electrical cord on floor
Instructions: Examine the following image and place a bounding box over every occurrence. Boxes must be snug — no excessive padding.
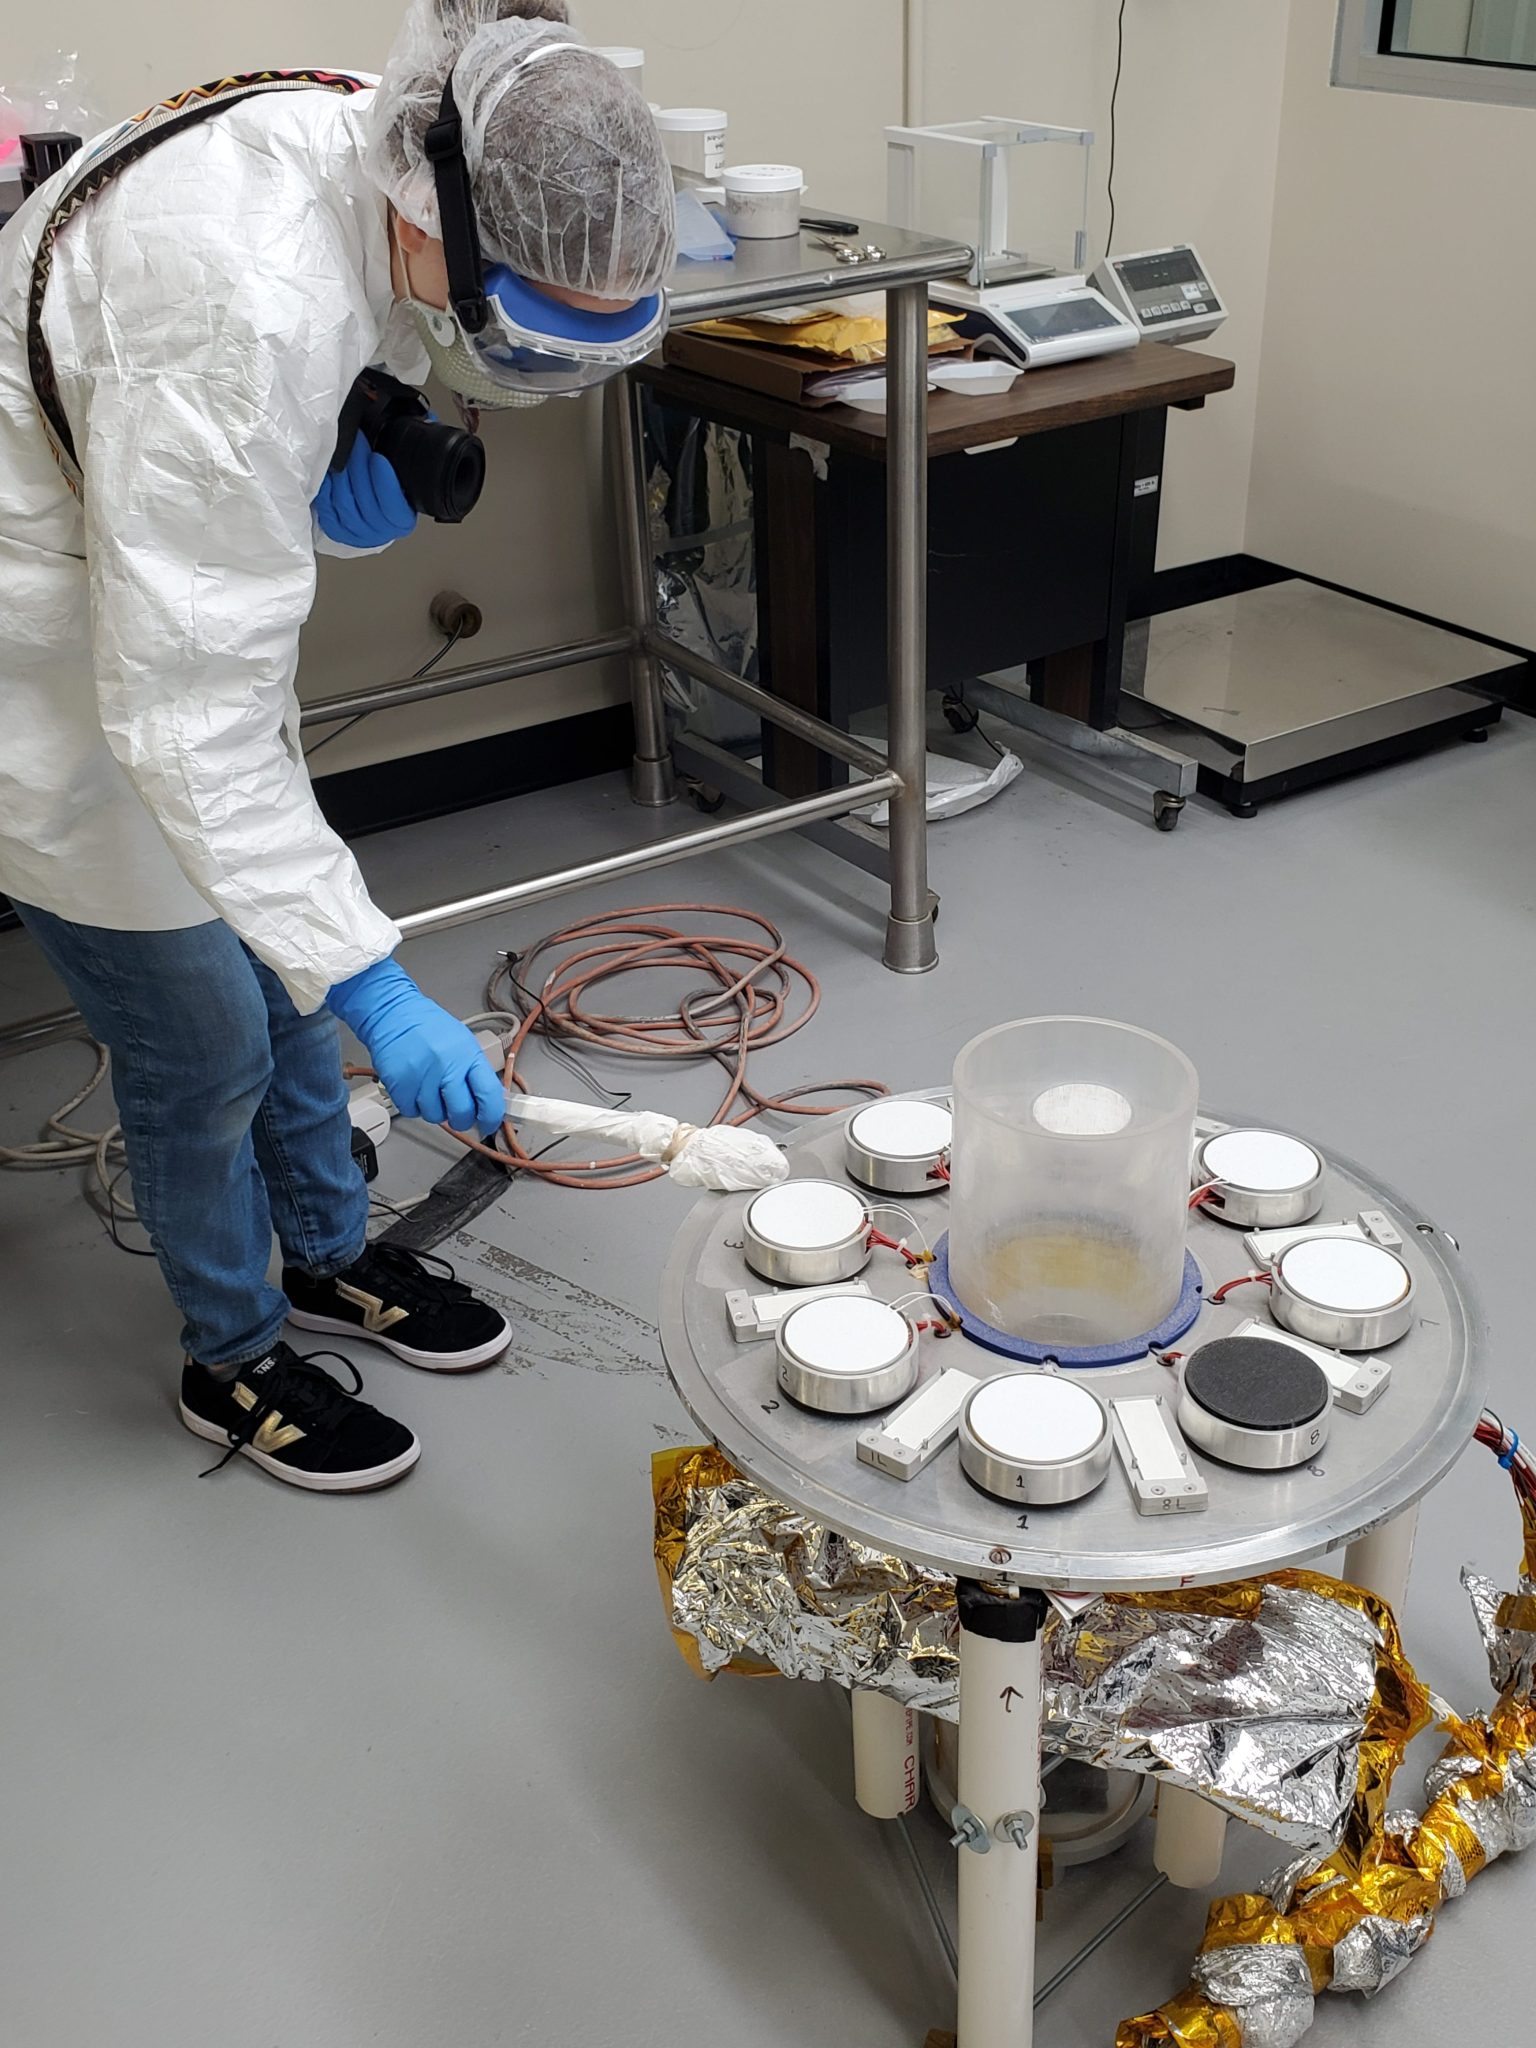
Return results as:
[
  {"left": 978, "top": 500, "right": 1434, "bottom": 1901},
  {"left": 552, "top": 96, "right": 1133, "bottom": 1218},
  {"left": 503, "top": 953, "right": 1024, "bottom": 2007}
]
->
[
  {"left": 0, "top": 1036, "right": 146, "bottom": 1250},
  {"left": 303, "top": 620, "right": 464, "bottom": 761},
  {"left": 453, "top": 905, "right": 888, "bottom": 1190}
]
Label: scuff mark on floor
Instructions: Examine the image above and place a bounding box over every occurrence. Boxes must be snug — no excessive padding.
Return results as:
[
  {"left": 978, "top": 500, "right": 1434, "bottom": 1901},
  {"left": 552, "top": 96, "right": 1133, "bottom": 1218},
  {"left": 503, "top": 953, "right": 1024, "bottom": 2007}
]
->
[{"left": 450, "top": 1230, "right": 663, "bottom": 1380}]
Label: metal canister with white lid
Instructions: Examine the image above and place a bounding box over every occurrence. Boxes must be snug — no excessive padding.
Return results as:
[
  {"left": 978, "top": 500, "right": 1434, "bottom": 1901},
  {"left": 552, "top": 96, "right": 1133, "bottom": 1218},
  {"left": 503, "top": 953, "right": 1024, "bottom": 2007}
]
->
[
  {"left": 1270, "top": 1235, "right": 1415, "bottom": 1351},
  {"left": 1194, "top": 1127, "right": 1326, "bottom": 1230},
  {"left": 958, "top": 1372, "right": 1113, "bottom": 1506},
  {"left": 742, "top": 1178, "right": 872, "bottom": 1287},
  {"left": 774, "top": 1295, "right": 920, "bottom": 1415},
  {"left": 844, "top": 1097, "right": 952, "bottom": 1196}
]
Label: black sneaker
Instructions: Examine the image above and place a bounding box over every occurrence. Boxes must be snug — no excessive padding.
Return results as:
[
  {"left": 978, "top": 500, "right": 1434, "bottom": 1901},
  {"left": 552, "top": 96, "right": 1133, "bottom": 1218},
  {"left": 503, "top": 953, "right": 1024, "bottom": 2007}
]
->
[
  {"left": 283, "top": 1242, "right": 512, "bottom": 1373},
  {"left": 179, "top": 1343, "right": 420, "bottom": 1492}
]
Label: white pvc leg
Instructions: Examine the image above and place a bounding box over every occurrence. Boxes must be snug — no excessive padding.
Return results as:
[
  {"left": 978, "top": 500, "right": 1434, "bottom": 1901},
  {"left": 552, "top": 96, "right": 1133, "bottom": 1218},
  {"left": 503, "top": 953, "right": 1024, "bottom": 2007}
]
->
[
  {"left": 1344, "top": 1505, "right": 1420, "bottom": 1614},
  {"left": 852, "top": 1689, "right": 919, "bottom": 1819},
  {"left": 1153, "top": 1784, "right": 1228, "bottom": 1890},
  {"left": 956, "top": 1601, "right": 1043, "bottom": 2048}
]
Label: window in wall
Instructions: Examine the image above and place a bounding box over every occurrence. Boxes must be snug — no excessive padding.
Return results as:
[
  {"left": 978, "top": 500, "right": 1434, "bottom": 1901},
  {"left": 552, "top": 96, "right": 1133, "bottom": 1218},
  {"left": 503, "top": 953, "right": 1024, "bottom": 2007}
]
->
[{"left": 1336, "top": 0, "right": 1536, "bottom": 103}]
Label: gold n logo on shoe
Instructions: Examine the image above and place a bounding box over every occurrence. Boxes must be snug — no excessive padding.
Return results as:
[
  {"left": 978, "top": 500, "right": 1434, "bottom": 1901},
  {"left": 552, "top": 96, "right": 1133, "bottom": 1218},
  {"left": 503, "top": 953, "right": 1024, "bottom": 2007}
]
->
[
  {"left": 336, "top": 1282, "right": 410, "bottom": 1335},
  {"left": 233, "top": 1380, "right": 305, "bottom": 1453}
]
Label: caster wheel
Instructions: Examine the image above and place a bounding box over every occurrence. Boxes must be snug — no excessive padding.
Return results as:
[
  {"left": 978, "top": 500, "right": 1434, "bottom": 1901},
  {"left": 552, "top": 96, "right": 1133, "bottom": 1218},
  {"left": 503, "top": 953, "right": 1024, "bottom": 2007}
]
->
[
  {"left": 941, "top": 695, "right": 972, "bottom": 735},
  {"left": 1230, "top": 798, "right": 1259, "bottom": 820},
  {"left": 1465, "top": 726, "right": 1491, "bottom": 744},
  {"left": 689, "top": 783, "right": 726, "bottom": 814},
  {"left": 1152, "top": 792, "right": 1185, "bottom": 833}
]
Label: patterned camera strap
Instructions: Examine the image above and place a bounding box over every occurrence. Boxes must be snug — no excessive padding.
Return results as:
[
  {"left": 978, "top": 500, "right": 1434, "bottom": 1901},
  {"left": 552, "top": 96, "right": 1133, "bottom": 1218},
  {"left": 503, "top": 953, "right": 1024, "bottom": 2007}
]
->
[{"left": 26, "top": 71, "right": 370, "bottom": 501}]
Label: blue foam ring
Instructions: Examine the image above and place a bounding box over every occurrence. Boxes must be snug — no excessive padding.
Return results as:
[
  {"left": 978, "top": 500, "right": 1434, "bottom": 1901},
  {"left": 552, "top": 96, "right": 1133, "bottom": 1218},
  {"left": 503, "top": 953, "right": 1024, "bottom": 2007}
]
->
[{"left": 927, "top": 1237, "right": 1205, "bottom": 1368}]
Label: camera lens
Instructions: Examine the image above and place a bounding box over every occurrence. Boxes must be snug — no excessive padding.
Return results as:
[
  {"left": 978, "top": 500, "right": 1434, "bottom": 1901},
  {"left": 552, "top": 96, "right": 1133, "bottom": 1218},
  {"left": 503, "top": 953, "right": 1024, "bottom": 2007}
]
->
[{"left": 377, "top": 415, "right": 486, "bottom": 524}]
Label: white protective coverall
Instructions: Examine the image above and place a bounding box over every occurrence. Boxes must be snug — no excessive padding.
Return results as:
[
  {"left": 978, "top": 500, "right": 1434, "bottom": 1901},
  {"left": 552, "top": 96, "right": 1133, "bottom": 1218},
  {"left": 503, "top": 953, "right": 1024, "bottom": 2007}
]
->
[{"left": 0, "top": 86, "right": 413, "bottom": 1016}]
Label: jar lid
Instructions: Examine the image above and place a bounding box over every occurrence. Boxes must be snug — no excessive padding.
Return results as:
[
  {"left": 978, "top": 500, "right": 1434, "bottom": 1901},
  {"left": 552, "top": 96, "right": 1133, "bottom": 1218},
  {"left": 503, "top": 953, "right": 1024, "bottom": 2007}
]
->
[
  {"left": 779, "top": 1296, "right": 911, "bottom": 1374},
  {"left": 1201, "top": 1129, "right": 1322, "bottom": 1194},
  {"left": 654, "top": 107, "right": 729, "bottom": 130},
  {"left": 966, "top": 1374, "right": 1106, "bottom": 1463},
  {"left": 746, "top": 1179, "right": 868, "bottom": 1252},
  {"left": 722, "top": 163, "right": 805, "bottom": 192},
  {"left": 1278, "top": 1237, "right": 1410, "bottom": 1313},
  {"left": 849, "top": 1098, "right": 952, "bottom": 1161}
]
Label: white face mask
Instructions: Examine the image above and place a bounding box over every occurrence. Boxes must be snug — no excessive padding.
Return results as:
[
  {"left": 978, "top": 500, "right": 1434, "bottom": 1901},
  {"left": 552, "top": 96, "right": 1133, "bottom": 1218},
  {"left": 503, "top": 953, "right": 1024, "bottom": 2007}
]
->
[
  {"left": 406, "top": 297, "right": 551, "bottom": 410},
  {"left": 391, "top": 222, "right": 548, "bottom": 410}
]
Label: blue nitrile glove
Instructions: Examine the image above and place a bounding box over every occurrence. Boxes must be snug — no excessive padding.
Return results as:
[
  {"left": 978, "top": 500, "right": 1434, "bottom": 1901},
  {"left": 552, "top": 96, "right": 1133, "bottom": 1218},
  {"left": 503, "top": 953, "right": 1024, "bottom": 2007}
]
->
[
  {"left": 328, "top": 960, "right": 504, "bottom": 1137},
  {"left": 313, "top": 434, "right": 418, "bottom": 550}
]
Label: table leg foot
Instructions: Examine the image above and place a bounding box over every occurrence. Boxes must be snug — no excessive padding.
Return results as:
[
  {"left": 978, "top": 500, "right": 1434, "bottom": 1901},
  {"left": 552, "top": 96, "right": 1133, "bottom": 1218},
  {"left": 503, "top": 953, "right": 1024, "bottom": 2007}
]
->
[
  {"left": 630, "top": 752, "right": 676, "bottom": 808},
  {"left": 884, "top": 910, "right": 939, "bottom": 976}
]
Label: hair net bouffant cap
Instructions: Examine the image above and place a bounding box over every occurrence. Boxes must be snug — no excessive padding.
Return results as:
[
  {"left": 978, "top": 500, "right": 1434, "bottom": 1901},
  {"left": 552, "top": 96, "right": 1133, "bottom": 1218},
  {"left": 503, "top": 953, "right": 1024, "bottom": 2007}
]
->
[{"left": 365, "top": 0, "right": 677, "bottom": 301}]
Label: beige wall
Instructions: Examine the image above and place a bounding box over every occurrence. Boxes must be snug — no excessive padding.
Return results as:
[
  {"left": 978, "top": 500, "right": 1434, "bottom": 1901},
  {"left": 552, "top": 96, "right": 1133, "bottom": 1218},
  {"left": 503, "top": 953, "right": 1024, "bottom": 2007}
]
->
[
  {"left": 916, "top": 2, "right": 1290, "bottom": 569},
  {"left": 1249, "top": 0, "right": 1536, "bottom": 644}
]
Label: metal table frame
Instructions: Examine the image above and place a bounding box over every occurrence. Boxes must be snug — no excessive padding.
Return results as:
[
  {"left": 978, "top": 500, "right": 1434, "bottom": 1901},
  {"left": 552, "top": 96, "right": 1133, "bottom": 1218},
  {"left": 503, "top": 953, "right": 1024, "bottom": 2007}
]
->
[
  {"left": 367, "top": 223, "right": 969, "bottom": 973},
  {"left": 0, "top": 222, "right": 972, "bottom": 1061}
]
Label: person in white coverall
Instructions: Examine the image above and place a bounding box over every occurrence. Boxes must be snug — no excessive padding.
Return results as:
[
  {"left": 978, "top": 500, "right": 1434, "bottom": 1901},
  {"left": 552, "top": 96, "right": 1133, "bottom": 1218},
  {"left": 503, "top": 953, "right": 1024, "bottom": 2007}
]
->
[{"left": 0, "top": 0, "right": 676, "bottom": 1492}]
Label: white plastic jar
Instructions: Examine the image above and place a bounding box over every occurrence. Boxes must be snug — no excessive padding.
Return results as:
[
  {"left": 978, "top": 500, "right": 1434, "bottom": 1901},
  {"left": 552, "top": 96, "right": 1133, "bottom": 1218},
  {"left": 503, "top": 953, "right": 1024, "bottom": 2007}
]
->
[
  {"left": 655, "top": 107, "right": 729, "bottom": 183},
  {"left": 721, "top": 163, "right": 805, "bottom": 240}
]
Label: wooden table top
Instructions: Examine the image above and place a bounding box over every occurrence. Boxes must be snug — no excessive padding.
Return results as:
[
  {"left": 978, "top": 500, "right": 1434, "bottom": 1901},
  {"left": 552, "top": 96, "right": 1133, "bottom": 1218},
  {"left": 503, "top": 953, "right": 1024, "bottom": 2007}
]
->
[{"left": 638, "top": 342, "right": 1237, "bottom": 459}]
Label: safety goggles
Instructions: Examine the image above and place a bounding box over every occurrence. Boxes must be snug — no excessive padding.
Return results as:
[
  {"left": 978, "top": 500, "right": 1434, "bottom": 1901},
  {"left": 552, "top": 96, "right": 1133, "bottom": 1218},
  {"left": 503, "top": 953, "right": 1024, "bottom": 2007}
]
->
[{"left": 420, "top": 76, "right": 666, "bottom": 406}]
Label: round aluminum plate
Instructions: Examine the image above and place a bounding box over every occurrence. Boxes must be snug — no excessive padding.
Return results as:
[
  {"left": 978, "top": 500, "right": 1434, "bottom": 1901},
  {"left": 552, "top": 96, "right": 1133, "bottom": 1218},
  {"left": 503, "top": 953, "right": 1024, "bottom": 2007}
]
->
[{"left": 658, "top": 1096, "right": 1485, "bottom": 1591}]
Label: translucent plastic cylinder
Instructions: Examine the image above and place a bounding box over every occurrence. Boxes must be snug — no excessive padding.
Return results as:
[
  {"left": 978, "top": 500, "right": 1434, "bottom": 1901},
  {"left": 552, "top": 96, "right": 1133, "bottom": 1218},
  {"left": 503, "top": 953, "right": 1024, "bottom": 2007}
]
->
[{"left": 948, "top": 1017, "right": 1199, "bottom": 1349}]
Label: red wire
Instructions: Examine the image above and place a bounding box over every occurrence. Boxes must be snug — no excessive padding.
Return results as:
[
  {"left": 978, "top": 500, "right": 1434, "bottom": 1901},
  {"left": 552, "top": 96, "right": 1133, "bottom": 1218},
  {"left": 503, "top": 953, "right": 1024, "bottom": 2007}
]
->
[
  {"left": 868, "top": 1227, "right": 927, "bottom": 1269},
  {"left": 1210, "top": 1272, "right": 1274, "bottom": 1305}
]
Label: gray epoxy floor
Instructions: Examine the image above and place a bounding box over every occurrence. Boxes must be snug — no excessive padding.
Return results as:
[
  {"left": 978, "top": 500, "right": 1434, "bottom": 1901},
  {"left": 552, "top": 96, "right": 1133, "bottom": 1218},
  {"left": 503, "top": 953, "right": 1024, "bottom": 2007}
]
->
[{"left": 2, "top": 715, "right": 1534, "bottom": 2047}]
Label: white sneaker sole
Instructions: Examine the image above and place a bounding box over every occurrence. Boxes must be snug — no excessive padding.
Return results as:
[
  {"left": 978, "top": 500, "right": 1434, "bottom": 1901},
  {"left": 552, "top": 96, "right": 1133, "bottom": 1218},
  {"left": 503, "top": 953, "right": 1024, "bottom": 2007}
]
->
[
  {"left": 179, "top": 1403, "right": 421, "bottom": 1492},
  {"left": 285, "top": 1308, "right": 512, "bottom": 1373}
]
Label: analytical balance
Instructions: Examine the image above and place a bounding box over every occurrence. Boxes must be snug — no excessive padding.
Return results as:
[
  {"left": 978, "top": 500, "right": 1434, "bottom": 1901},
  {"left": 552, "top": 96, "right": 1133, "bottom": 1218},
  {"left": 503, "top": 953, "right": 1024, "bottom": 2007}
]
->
[
  {"left": 937, "top": 273, "right": 1139, "bottom": 370},
  {"left": 885, "top": 117, "right": 1139, "bottom": 370},
  {"left": 658, "top": 1016, "right": 1484, "bottom": 2048}
]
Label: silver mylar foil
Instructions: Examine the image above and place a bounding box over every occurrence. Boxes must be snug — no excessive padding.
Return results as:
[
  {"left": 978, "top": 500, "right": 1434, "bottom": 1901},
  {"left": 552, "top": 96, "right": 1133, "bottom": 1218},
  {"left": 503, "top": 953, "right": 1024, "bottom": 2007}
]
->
[
  {"left": 1191, "top": 1945, "right": 1314, "bottom": 2048},
  {"left": 1463, "top": 1561, "right": 1536, "bottom": 1696},
  {"left": 1327, "top": 1912, "right": 1432, "bottom": 1995},
  {"left": 657, "top": 1453, "right": 959, "bottom": 1713},
  {"left": 1042, "top": 1582, "right": 1383, "bottom": 1847},
  {"left": 656, "top": 1450, "right": 1383, "bottom": 1845}
]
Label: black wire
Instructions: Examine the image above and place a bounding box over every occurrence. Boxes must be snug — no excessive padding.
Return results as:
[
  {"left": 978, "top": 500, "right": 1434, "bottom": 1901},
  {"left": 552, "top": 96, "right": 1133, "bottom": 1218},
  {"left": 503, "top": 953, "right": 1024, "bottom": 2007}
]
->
[
  {"left": 1107, "top": 0, "right": 1128, "bottom": 259},
  {"left": 101, "top": 1164, "right": 157, "bottom": 1257},
  {"left": 304, "top": 622, "right": 465, "bottom": 760},
  {"left": 409, "top": 620, "right": 466, "bottom": 683},
  {"left": 492, "top": 956, "right": 635, "bottom": 1111},
  {"left": 303, "top": 711, "right": 368, "bottom": 761},
  {"left": 941, "top": 690, "right": 1005, "bottom": 761}
]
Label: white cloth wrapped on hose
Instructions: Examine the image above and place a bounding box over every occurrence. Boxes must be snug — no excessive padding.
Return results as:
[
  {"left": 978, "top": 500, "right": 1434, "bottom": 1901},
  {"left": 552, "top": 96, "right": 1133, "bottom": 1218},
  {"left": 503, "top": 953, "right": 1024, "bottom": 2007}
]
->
[{"left": 507, "top": 1096, "right": 789, "bottom": 1191}]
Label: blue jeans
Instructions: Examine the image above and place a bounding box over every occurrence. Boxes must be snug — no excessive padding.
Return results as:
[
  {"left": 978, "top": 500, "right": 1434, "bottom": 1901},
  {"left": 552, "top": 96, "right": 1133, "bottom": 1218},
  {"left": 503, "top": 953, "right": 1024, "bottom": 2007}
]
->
[{"left": 15, "top": 905, "right": 369, "bottom": 1366}]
